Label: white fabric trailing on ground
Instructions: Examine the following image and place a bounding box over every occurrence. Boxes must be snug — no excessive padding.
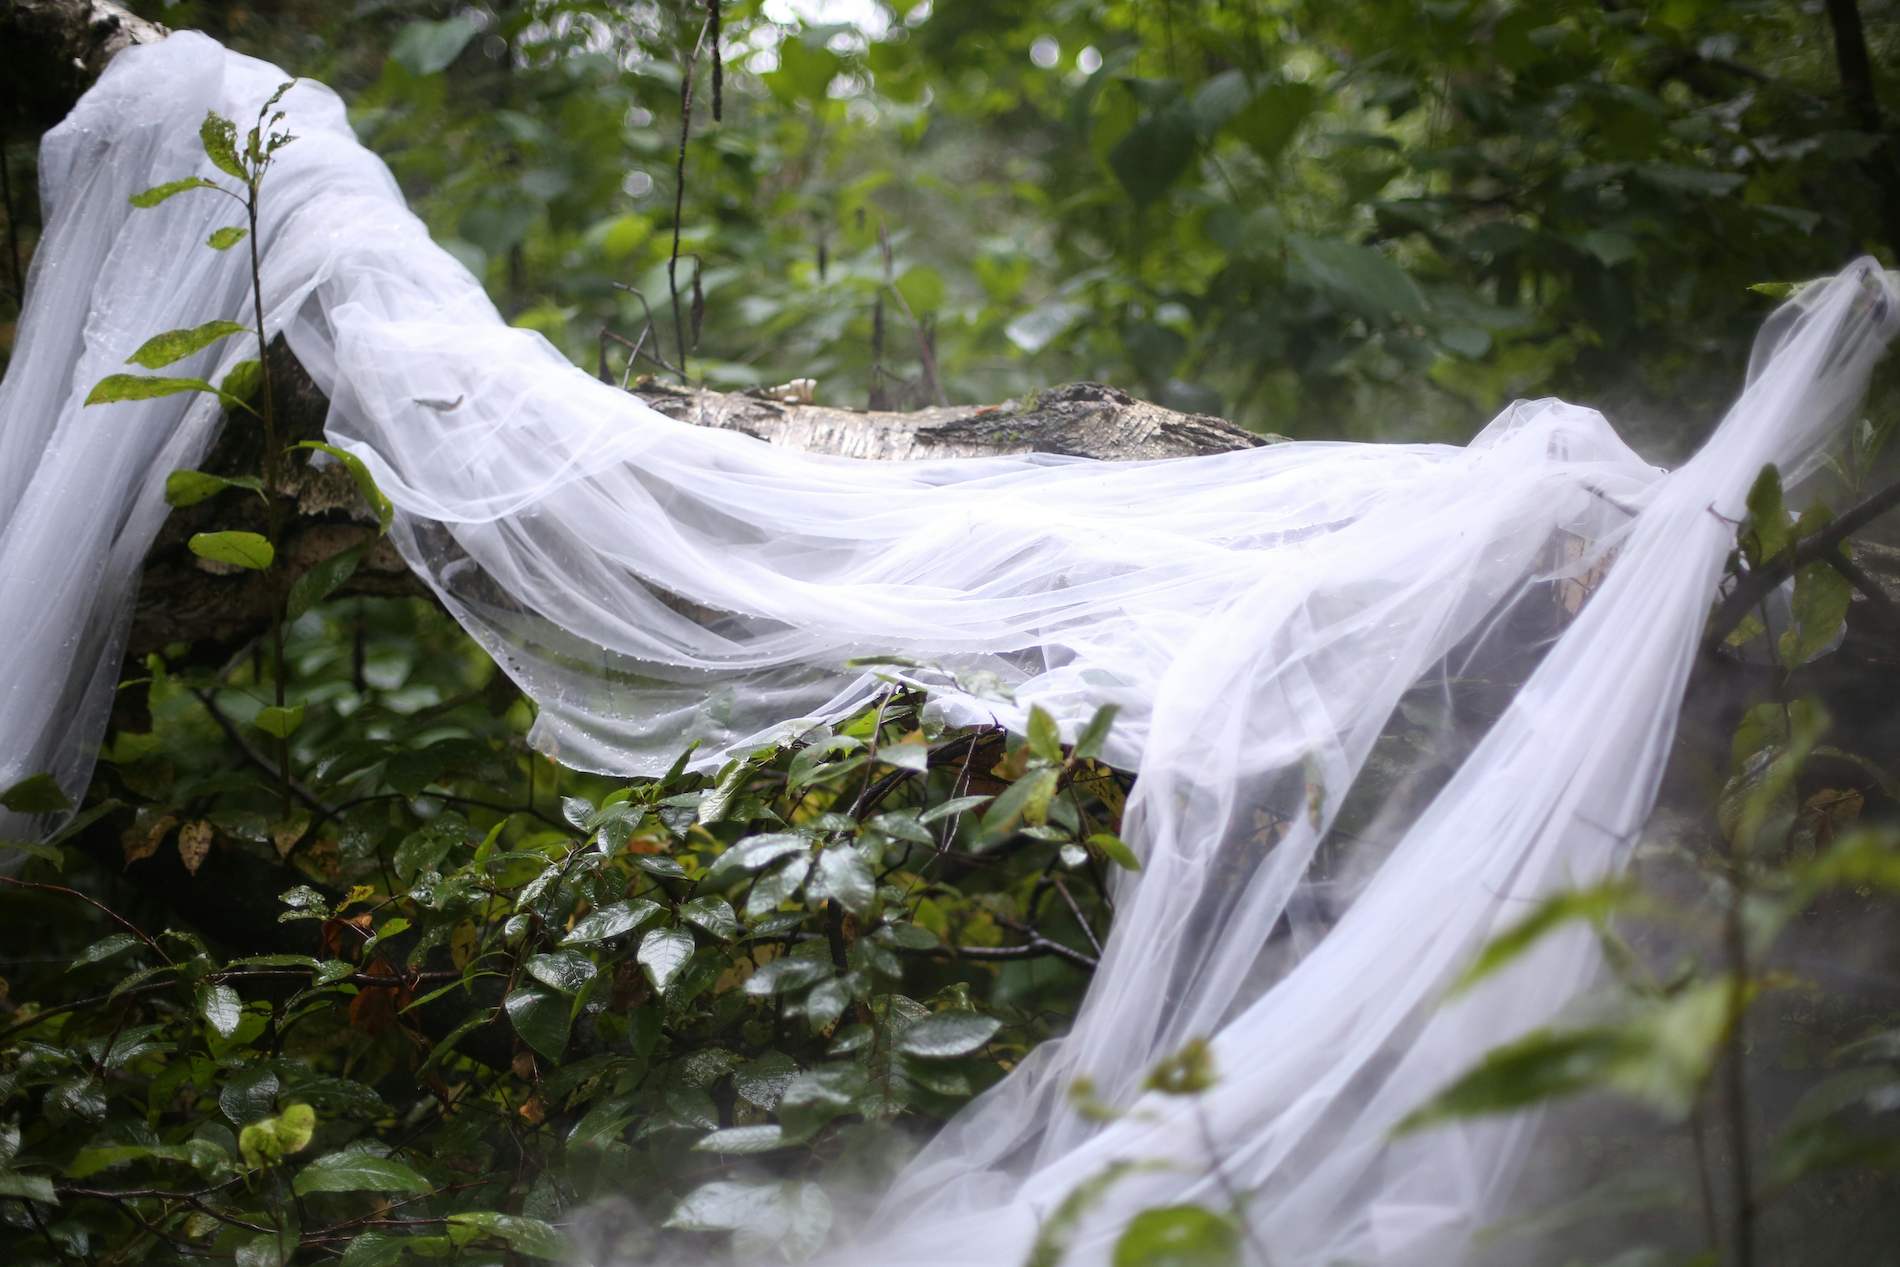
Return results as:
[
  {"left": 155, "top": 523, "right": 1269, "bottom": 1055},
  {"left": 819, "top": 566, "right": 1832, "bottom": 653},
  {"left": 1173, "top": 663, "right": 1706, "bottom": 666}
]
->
[{"left": 2, "top": 34, "right": 1894, "bottom": 1267}]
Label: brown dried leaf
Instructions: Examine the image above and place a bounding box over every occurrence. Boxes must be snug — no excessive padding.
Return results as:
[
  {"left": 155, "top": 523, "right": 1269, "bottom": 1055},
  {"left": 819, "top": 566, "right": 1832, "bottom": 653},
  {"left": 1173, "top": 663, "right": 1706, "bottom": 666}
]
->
[
  {"left": 177, "top": 821, "right": 214, "bottom": 875},
  {"left": 348, "top": 955, "right": 410, "bottom": 1039},
  {"left": 517, "top": 1093, "right": 548, "bottom": 1125},
  {"left": 511, "top": 1050, "right": 537, "bottom": 1081},
  {"left": 121, "top": 816, "right": 172, "bottom": 867}
]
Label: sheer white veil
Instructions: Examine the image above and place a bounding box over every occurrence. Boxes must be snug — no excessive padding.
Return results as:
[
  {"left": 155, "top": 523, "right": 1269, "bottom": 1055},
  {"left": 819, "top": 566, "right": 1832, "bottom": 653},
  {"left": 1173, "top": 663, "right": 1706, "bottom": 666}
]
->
[{"left": 2, "top": 34, "right": 1893, "bottom": 1266}]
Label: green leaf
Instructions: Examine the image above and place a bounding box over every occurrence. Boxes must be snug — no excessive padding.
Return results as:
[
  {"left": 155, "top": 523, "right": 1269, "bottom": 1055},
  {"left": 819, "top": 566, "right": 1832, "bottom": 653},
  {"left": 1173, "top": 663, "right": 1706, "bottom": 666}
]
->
[
  {"left": 220, "top": 359, "right": 263, "bottom": 406},
  {"left": 705, "top": 832, "right": 810, "bottom": 882},
  {"left": 84, "top": 373, "right": 218, "bottom": 406},
  {"left": 199, "top": 983, "right": 243, "bottom": 1037},
  {"left": 1073, "top": 704, "right": 1120, "bottom": 762},
  {"left": 807, "top": 846, "right": 876, "bottom": 915},
  {"left": 894, "top": 1010, "right": 1001, "bottom": 1058},
  {"left": 1, "top": 773, "right": 71, "bottom": 814},
  {"left": 0, "top": 1170, "right": 57, "bottom": 1203},
  {"left": 253, "top": 704, "right": 305, "bottom": 739},
  {"left": 1109, "top": 99, "right": 1200, "bottom": 206},
  {"left": 125, "top": 321, "right": 250, "bottom": 369},
  {"left": 129, "top": 177, "right": 220, "bottom": 208},
  {"left": 69, "top": 933, "right": 139, "bottom": 969},
  {"left": 1451, "top": 881, "right": 1632, "bottom": 995},
  {"left": 164, "top": 469, "right": 262, "bottom": 508},
  {"left": 638, "top": 926, "right": 696, "bottom": 991},
  {"left": 200, "top": 112, "right": 247, "bottom": 182},
  {"left": 1743, "top": 464, "right": 1790, "bottom": 564},
  {"left": 505, "top": 985, "right": 570, "bottom": 1060},
  {"left": 693, "top": 1124, "right": 790, "bottom": 1154},
  {"left": 1288, "top": 235, "right": 1429, "bottom": 322},
  {"left": 1112, "top": 1206, "right": 1240, "bottom": 1267},
  {"left": 292, "top": 1152, "right": 431, "bottom": 1195},
  {"left": 979, "top": 768, "right": 1060, "bottom": 840},
  {"left": 1395, "top": 1028, "right": 1624, "bottom": 1133},
  {"left": 1780, "top": 558, "right": 1852, "bottom": 667},
  {"left": 339, "top": 1234, "right": 406, "bottom": 1267},
  {"left": 1027, "top": 704, "right": 1063, "bottom": 764},
  {"left": 391, "top": 17, "right": 480, "bottom": 76},
  {"left": 525, "top": 948, "right": 598, "bottom": 994},
  {"left": 447, "top": 1212, "right": 566, "bottom": 1260},
  {"left": 680, "top": 896, "right": 740, "bottom": 940},
  {"left": 295, "top": 442, "right": 394, "bottom": 534},
  {"left": 1225, "top": 81, "right": 1319, "bottom": 164},
  {"left": 286, "top": 544, "right": 366, "bottom": 622},
  {"left": 562, "top": 898, "right": 663, "bottom": 945},
  {"left": 189, "top": 531, "right": 274, "bottom": 571},
  {"left": 208, "top": 226, "right": 249, "bottom": 250},
  {"left": 895, "top": 266, "right": 945, "bottom": 315},
  {"left": 1089, "top": 832, "right": 1141, "bottom": 872},
  {"left": 237, "top": 1103, "right": 316, "bottom": 1167}
]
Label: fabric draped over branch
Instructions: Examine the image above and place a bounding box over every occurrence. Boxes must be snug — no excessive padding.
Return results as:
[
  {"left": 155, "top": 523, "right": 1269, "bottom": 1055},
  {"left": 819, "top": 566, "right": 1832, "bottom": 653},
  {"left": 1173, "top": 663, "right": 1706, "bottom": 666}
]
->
[{"left": 1, "top": 32, "right": 1895, "bottom": 1267}]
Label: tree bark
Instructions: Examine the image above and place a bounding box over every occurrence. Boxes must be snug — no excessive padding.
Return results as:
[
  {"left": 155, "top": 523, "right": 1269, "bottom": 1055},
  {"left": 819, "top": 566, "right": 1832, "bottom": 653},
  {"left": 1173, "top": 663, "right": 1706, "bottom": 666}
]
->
[{"left": 1, "top": 0, "right": 167, "bottom": 135}]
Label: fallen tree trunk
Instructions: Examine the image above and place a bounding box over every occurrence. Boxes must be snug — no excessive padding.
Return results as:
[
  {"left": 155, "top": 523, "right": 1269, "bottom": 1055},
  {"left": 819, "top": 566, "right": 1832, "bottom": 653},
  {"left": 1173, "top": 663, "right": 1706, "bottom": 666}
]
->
[{"left": 127, "top": 349, "right": 1275, "bottom": 669}]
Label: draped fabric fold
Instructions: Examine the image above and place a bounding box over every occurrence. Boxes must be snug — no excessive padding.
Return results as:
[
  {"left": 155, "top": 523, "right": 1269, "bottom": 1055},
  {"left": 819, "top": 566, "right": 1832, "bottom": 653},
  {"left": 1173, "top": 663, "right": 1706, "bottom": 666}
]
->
[{"left": 2, "top": 34, "right": 1892, "bottom": 1265}]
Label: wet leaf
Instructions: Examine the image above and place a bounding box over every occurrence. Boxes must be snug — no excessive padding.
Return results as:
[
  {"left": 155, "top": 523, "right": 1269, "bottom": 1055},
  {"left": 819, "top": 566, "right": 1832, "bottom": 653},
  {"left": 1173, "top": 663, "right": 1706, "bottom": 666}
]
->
[
  {"left": 505, "top": 985, "right": 571, "bottom": 1061},
  {"left": 526, "top": 949, "right": 599, "bottom": 994},
  {"left": 293, "top": 1152, "right": 430, "bottom": 1195},
  {"left": 562, "top": 899, "right": 663, "bottom": 945},
  {"left": 894, "top": 1011, "right": 1001, "bottom": 1058},
  {"left": 638, "top": 927, "right": 696, "bottom": 991}
]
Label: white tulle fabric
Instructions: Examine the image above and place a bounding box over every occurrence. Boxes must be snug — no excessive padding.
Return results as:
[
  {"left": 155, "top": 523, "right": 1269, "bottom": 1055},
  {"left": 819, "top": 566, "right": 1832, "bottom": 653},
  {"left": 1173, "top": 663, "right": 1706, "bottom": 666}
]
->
[{"left": 3, "top": 34, "right": 1894, "bottom": 1266}]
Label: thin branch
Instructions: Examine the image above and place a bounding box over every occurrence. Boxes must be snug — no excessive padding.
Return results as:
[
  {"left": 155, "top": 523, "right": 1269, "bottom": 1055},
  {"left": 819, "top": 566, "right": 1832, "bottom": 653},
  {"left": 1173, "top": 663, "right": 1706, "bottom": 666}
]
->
[
  {"left": 1702, "top": 477, "right": 1900, "bottom": 653},
  {"left": 0, "top": 876, "right": 172, "bottom": 965}
]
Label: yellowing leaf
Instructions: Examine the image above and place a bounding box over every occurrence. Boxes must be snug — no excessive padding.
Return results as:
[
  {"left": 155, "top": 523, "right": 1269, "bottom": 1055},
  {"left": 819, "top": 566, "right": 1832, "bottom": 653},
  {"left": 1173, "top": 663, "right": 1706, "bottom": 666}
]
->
[
  {"left": 238, "top": 1103, "right": 317, "bottom": 1168},
  {"left": 178, "top": 820, "right": 214, "bottom": 875},
  {"left": 189, "top": 531, "right": 274, "bottom": 571}
]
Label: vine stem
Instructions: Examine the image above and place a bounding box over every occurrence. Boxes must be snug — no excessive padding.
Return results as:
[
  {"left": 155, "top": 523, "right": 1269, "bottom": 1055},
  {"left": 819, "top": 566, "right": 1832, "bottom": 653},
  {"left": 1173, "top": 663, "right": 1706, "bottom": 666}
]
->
[
  {"left": 242, "top": 139, "right": 291, "bottom": 822},
  {"left": 1722, "top": 864, "right": 1756, "bottom": 1267},
  {"left": 668, "top": 14, "right": 713, "bottom": 375}
]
